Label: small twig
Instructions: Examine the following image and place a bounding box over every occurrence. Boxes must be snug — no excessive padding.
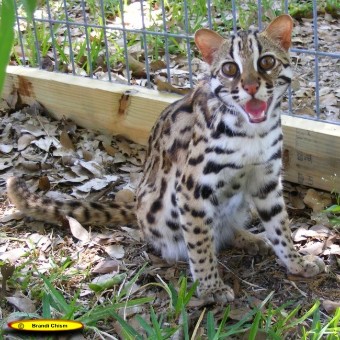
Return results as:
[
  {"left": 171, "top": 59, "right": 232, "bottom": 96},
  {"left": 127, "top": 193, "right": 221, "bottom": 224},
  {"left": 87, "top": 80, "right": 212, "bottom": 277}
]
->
[
  {"left": 284, "top": 279, "right": 308, "bottom": 297},
  {"left": 219, "top": 261, "right": 266, "bottom": 290}
]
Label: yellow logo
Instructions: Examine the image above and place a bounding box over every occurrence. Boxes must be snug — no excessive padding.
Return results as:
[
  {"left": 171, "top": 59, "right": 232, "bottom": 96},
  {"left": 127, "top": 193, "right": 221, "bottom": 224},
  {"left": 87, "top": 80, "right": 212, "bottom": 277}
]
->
[{"left": 8, "top": 319, "right": 83, "bottom": 332}]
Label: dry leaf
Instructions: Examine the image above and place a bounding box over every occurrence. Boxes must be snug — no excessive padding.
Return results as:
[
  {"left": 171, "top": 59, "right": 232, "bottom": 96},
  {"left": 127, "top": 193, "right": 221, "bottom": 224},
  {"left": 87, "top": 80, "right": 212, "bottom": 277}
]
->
[
  {"left": 120, "top": 227, "right": 142, "bottom": 241},
  {"left": 155, "top": 77, "right": 190, "bottom": 95},
  {"left": 32, "top": 136, "right": 59, "bottom": 152},
  {"left": 303, "top": 189, "right": 332, "bottom": 212},
  {"left": 76, "top": 175, "right": 118, "bottom": 192},
  {"left": 60, "top": 129, "right": 75, "bottom": 150},
  {"left": 66, "top": 216, "right": 90, "bottom": 242},
  {"left": 79, "top": 160, "right": 103, "bottom": 177},
  {"left": 82, "top": 149, "right": 93, "bottom": 161},
  {"left": 0, "top": 212, "right": 24, "bottom": 223},
  {"left": 38, "top": 175, "right": 51, "bottom": 191},
  {"left": 322, "top": 300, "right": 340, "bottom": 314},
  {"left": 0, "top": 157, "right": 13, "bottom": 171},
  {"left": 0, "top": 144, "right": 14, "bottom": 154},
  {"left": 92, "top": 260, "right": 120, "bottom": 274},
  {"left": 17, "top": 134, "right": 36, "bottom": 151},
  {"left": 102, "top": 142, "right": 117, "bottom": 156},
  {"left": 0, "top": 248, "right": 27, "bottom": 262},
  {"left": 115, "top": 189, "right": 135, "bottom": 203},
  {"left": 6, "top": 296, "right": 36, "bottom": 313},
  {"left": 104, "top": 244, "right": 125, "bottom": 259},
  {"left": 21, "top": 124, "right": 46, "bottom": 137}
]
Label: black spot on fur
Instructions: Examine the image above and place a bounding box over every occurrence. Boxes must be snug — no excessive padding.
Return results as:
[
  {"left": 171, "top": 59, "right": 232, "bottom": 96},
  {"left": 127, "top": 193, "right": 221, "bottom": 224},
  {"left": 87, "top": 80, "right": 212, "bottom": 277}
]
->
[
  {"left": 188, "top": 154, "right": 204, "bottom": 166},
  {"left": 166, "top": 220, "right": 180, "bottom": 231},
  {"left": 258, "top": 204, "right": 283, "bottom": 222},
  {"left": 201, "top": 185, "right": 213, "bottom": 199},
  {"left": 191, "top": 209, "right": 206, "bottom": 218},
  {"left": 150, "top": 200, "right": 162, "bottom": 213},
  {"left": 186, "top": 175, "right": 194, "bottom": 191}
]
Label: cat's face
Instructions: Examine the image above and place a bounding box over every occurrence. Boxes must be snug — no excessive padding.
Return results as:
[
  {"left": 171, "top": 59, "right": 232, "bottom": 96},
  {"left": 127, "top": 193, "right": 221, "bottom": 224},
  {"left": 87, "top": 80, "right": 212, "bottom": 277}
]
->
[{"left": 195, "top": 15, "right": 293, "bottom": 124}]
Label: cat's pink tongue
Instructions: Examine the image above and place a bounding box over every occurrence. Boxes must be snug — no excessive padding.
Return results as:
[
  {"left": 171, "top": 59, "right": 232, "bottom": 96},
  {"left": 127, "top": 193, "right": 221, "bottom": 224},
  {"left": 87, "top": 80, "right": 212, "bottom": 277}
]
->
[{"left": 244, "top": 99, "right": 267, "bottom": 122}]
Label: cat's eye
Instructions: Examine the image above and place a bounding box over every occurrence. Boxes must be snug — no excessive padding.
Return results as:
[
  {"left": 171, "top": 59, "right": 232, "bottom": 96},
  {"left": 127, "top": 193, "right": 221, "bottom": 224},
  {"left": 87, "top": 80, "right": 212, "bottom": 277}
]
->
[
  {"left": 221, "top": 62, "right": 239, "bottom": 78},
  {"left": 258, "top": 55, "right": 276, "bottom": 71}
]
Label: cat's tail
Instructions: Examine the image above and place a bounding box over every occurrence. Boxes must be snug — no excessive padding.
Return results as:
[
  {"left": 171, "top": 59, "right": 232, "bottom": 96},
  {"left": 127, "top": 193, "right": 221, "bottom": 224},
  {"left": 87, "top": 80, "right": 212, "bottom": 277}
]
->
[{"left": 6, "top": 177, "right": 137, "bottom": 226}]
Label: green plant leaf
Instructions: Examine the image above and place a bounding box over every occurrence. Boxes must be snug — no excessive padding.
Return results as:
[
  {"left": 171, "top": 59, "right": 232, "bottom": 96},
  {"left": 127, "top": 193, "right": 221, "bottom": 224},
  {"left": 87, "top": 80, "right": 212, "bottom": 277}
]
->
[
  {"left": 206, "top": 311, "right": 216, "bottom": 339},
  {"left": 89, "top": 273, "right": 126, "bottom": 292},
  {"left": 324, "top": 204, "right": 340, "bottom": 213},
  {"left": 78, "top": 297, "right": 153, "bottom": 325},
  {"left": 42, "top": 293, "right": 52, "bottom": 319},
  {"left": 0, "top": 1, "right": 15, "bottom": 96},
  {"left": 21, "top": 0, "right": 37, "bottom": 20},
  {"left": 41, "top": 275, "right": 73, "bottom": 316}
]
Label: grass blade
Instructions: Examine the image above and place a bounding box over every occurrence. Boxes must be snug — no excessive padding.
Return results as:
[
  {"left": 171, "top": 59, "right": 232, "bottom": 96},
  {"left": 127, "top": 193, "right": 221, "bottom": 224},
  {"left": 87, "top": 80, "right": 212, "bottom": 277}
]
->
[{"left": 40, "top": 274, "right": 73, "bottom": 316}]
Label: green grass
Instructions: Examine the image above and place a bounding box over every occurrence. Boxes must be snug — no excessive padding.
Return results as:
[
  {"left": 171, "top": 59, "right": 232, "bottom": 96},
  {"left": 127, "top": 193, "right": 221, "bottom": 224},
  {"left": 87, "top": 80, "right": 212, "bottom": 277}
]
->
[
  {"left": 1, "top": 258, "right": 339, "bottom": 339},
  {"left": 324, "top": 191, "right": 340, "bottom": 227}
]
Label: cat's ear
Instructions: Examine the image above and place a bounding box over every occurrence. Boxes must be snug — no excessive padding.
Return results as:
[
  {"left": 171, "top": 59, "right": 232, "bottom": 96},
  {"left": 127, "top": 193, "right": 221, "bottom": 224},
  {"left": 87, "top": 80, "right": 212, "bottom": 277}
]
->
[
  {"left": 262, "top": 14, "right": 293, "bottom": 51},
  {"left": 195, "top": 29, "right": 225, "bottom": 65}
]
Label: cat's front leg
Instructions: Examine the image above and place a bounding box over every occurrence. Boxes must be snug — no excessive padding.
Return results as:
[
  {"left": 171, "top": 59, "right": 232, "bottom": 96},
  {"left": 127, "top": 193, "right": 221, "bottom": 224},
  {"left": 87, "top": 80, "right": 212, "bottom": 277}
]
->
[
  {"left": 177, "top": 190, "right": 234, "bottom": 302},
  {"left": 251, "top": 172, "right": 325, "bottom": 277}
]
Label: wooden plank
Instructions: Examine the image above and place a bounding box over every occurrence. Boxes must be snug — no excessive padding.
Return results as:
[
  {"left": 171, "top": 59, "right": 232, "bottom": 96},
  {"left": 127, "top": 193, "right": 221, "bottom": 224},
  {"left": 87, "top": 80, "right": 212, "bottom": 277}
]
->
[
  {"left": 3, "top": 66, "right": 340, "bottom": 192},
  {"left": 2, "top": 66, "right": 181, "bottom": 145},
  {"left": 282, "top": 116, "right": 340, "bottom": 192}
]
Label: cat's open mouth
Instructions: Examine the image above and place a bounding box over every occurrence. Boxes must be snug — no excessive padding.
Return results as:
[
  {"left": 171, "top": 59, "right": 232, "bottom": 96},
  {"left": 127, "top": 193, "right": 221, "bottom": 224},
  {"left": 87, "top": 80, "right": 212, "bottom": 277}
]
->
[{"left": 243, "top": 98, "right": 272, "bottom": 123}]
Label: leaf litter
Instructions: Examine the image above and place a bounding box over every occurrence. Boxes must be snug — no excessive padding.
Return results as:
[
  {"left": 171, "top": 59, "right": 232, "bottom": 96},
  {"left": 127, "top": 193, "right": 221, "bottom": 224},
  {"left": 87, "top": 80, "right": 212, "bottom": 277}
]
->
[{"left": 0, "top": 99, "right": 339, "bottom": 338}]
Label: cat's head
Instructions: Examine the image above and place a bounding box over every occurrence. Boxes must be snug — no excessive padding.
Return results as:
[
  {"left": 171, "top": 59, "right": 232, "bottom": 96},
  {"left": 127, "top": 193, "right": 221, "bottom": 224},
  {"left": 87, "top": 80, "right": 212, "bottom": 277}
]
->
[{"left": 195, "top": 15, "right": 293, "bottom": 124}]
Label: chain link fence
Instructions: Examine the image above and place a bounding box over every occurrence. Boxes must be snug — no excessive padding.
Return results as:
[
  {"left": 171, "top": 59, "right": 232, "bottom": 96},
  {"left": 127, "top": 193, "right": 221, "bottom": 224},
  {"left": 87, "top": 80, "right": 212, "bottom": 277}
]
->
[{"left": 12, "top": 0, "right": 340, "bottom": 124}]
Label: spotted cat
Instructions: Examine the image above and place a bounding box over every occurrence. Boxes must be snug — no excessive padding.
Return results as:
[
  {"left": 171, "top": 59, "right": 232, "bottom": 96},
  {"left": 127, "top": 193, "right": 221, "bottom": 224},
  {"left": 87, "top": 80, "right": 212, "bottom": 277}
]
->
[{"left": 7, "top": 15, "right": 324, "bottom": 302}]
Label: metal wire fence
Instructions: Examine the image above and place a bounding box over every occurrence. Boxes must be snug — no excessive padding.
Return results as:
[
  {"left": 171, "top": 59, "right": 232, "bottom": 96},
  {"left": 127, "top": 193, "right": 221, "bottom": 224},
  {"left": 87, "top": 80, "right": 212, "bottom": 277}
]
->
[{"left": 12, "top": 0, "right": 340, "bottom": 124}]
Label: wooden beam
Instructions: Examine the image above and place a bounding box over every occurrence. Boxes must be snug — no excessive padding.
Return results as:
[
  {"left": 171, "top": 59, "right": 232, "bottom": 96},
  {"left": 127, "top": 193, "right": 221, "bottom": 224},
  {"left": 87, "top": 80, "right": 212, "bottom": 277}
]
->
[
  {"left": 282, "top": 116, "right": 340, "bottom": 193},
  {"left": 2, "top": 66, "right": 181, "bottom": 145},
  {"left": 3, "top": 66, "right": 340, "bottom": 192}
]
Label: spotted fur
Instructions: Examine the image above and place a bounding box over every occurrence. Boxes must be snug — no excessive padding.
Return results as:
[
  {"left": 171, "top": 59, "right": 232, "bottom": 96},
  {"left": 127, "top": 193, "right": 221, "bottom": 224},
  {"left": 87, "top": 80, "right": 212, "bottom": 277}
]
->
[{"left": 7, "top": 15, "right": 324, "bottom": 302}]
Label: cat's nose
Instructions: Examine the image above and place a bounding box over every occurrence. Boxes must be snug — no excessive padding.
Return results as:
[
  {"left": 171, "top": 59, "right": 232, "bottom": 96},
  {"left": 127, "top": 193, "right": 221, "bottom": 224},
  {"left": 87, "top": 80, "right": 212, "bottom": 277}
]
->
[{"left": 243, "top": 82, "right": 259, "bottom": 95}]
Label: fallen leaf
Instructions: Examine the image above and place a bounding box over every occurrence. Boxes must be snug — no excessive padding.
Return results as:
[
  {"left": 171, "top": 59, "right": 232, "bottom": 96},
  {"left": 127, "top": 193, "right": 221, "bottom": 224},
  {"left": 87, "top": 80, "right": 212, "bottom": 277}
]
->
[
  {"left": 89, "top": 273, "right": 126, "bottom": 292},
  {"left": 66, "top": 216, "right": 90, "bottom": 242},
  {"left": 21, "top": 124, "right": 46, "bottom": 137},
  {"left": 155, "top": 77, "right": 190, "bottom": 95},
  {"left": 92, "top": 260, "right": 120, "bottom": 274},
  {"left": 322, "top": 300, "right": 340, "bottom": 314},
  {"left": 0, "top": 212, "right": 24, "bottom": 223},
  {"left": 102, "top": 142, "right": 117, "bottom": 156},
  {"left": 115, "top": 189, "right": 135, "bottom": 203},
  {"left": 38, "top": 175, "right": 50, "bottom": 191},
  {"left": 121, "top": 227, "right": 142, "bottom": 241},
  {"left": 17, "top": 134, "right": 36, "bottom": 150},
  {"left": 0, "top": 157, "right": 13, "bottom": 171},
  {"left": 0, "top": 144, "right": 14, "bottom": 153},
  {"left": 105, "top": 244, "right": 125, "bottom": 259},
  {"left": 60, "top": 129, "right": 75, "bottom": 150},
  {"left": 0, "top": 248, "right": 27, "bottom": 262},
  {"left": 303, "top": 189, "right": 332, "bottom": 212},
  {"left": 76, "top": 175, "right": 119, "bottom": 192},
  {"left": 32, "top": 136, "right": 59, "bottom": 152},
  {"left": 6, "top": 296, "right": 36, "bottom": 313},
  {"left": 79, "top": 160, "right": 103, "bottom": 177}
]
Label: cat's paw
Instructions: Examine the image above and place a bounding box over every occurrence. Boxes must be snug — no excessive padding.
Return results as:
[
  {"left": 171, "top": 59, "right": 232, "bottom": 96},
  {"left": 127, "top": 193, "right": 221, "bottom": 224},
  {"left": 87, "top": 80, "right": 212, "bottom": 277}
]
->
[
  {"left": 198, "top": 283, "right": 235, "bottom": 303},
  {"left": 233, "top": 230, "right": 272, "bottom": 256},
  {"left": 288, "top": 255, "right": 325, "bottom": 277}
]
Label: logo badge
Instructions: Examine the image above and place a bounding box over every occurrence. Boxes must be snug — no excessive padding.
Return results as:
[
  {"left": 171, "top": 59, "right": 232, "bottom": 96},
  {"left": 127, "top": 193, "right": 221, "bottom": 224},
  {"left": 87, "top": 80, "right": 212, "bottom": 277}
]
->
[{"left": 8, "top": 319, "right": 83, "bottom": 332}]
